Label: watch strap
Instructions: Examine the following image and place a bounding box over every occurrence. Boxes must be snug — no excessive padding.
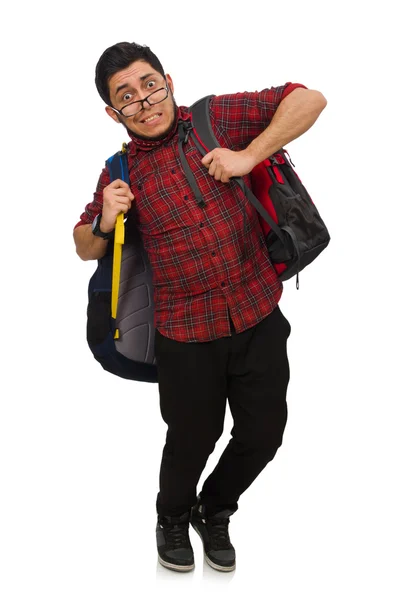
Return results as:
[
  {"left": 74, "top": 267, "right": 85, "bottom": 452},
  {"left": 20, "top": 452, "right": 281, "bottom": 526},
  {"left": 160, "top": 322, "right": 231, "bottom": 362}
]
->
[{"left": 92, "top": 214, "right": 114, "bottom": 239}]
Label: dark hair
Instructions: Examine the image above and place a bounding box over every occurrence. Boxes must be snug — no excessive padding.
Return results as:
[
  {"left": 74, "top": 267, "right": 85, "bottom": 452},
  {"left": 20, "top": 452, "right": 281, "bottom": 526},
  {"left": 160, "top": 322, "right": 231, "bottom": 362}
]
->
[{"left": 95, "top": 42, "right": 165, "bottom": 106}]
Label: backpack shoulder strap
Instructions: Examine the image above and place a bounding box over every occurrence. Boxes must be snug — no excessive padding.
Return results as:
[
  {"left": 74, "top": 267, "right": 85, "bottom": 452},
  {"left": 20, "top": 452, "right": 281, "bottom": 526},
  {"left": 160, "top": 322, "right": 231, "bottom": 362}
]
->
[
  {"left": 189, "top": 97, "right": 284, "bottom": 243},
  {"left": 105, "top": 143, "right": 129, "bottom": 333},
  {"left": 106, "top": 142, "right": 130, "bottom": 184},
  {"left": 189, "top": 95, "right": 218, "bottom": 151}
]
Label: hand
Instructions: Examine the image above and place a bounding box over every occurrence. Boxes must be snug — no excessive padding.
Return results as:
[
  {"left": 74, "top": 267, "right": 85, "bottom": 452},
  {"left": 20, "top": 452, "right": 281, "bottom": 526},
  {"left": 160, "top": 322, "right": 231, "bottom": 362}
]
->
[
  {"left": 102, "top": 179, "right": 135, "bottom": 232},
  {"left": 201, "top": 148, "right": 257, "bottom": 183}
]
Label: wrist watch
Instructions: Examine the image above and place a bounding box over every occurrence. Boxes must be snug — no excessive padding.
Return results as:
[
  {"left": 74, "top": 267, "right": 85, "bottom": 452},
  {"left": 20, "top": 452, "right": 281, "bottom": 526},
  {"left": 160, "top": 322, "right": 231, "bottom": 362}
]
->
[{"left": 92, "top": 214, "right": 114, "bottom": 240}]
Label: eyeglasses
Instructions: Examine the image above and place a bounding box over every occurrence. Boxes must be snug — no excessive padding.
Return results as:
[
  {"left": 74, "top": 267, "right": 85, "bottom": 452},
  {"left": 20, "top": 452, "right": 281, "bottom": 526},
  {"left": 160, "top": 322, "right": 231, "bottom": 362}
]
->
[{"left": 111, "top": 81, "right": 170, "bottom": 118}]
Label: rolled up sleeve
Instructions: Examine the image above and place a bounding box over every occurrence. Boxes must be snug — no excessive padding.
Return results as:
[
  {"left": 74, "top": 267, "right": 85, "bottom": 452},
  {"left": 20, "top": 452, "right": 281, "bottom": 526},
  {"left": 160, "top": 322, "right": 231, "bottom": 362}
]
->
[
  {"left": 73, "top": 165, "right": 111, "bottom": 230},
  {"left": 209, "top": 82, "right": 308, "bottom": 149}
]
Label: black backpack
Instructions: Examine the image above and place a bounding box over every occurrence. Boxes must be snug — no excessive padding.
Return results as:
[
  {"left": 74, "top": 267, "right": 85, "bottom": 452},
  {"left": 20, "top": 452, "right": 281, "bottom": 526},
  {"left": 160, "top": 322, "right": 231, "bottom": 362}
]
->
[{"left": 86, "top": 95, "right": 330, "bottom": 382}]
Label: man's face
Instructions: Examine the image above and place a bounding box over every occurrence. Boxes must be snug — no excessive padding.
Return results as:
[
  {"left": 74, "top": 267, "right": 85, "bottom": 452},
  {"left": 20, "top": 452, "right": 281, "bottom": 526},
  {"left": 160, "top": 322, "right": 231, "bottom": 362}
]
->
[{"left": 106, "top": 60, "right": 176, "bottom": 139}]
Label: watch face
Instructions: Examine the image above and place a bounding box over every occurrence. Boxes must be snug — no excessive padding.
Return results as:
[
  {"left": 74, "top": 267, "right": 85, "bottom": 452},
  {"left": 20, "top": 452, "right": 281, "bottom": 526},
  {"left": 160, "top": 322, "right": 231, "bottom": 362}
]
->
[
  {"left": 92, "top": 214, "right": 112, "bottom": 239},
  {"left": 92, "top": 214, "right": 103, "bottom": 235},
  {"left": 92, "top": 214, "right": 99, "bottom": 232}
]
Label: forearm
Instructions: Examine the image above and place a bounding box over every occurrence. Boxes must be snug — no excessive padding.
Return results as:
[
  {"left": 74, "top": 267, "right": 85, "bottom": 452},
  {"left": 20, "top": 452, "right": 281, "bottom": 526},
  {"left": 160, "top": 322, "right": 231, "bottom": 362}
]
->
[
  {"left": 245, "top": 89, "right": 327, "bottom": 166},
  {"left": 73, "top": 224, "right": 110, "bottom": 261}
]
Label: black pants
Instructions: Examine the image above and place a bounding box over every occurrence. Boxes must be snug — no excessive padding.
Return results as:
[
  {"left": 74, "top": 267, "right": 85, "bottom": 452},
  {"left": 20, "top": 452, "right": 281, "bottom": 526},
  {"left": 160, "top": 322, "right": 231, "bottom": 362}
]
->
[{"left": 154, "top": 305, "right": 291, "bottom": 518}]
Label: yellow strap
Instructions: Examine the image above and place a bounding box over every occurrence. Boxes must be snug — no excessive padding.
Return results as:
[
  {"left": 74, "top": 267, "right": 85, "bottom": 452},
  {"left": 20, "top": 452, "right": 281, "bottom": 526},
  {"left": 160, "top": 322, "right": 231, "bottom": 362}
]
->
[
  {"left": 111, "top": 144, "right": 128, "bottom": 338},
  {"left": 111, "top": 212, "right": 125, "bottom": 319}
]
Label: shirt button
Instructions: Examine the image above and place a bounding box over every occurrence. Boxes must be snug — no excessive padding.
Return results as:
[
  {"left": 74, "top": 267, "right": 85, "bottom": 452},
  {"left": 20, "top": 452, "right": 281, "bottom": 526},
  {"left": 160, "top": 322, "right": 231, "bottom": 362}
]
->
[
  {"left": 211, "top": 251, "right": 216, "bottom": 256},
  {"left": 137, "top": 184, "right": 142, "bottom": 190},
  {"left": 171, "top": 169, "right": 176, "bottom": 174},
  {"left": 221, "top": 282, "right": 225, "bottom": 287},
  {"left": 184, "top": 195, "right": 188, "bottom": 200},
  {"left": 200, "top": 222, "right": 204, "bottom": 228}
]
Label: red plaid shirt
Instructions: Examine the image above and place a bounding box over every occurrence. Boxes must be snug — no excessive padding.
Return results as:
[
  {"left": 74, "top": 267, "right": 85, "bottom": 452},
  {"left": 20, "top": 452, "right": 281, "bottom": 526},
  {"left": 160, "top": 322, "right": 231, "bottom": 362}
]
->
[{"left": 75, "top": 82, "right": 307, "bottom": 342}]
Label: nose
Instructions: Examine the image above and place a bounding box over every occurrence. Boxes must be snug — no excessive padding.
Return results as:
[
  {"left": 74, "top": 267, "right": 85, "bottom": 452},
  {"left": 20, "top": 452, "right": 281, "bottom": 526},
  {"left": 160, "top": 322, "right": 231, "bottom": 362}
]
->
[{"left": 141, "top": 98, "right": 152, "bottom": 109}]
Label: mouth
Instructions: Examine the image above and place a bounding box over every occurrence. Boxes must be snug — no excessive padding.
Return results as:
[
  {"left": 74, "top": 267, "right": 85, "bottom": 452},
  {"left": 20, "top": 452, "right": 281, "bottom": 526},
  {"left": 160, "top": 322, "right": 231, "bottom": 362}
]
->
[{"left": 140, "top": 112, "right": 163, "bottom": 125}]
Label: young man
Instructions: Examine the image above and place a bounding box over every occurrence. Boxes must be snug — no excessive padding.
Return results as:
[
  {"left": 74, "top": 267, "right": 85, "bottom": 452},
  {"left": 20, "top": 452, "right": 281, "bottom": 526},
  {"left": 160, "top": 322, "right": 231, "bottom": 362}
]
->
[{"left": 73, "top": 42, "right": 327, "bottom": 573}]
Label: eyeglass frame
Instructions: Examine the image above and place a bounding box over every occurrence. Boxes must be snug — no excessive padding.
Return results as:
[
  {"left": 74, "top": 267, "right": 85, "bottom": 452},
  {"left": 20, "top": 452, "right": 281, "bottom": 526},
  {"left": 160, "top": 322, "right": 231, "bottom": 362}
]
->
[{"left": 110, "top": 79, "right": 170, "bottom": 118}]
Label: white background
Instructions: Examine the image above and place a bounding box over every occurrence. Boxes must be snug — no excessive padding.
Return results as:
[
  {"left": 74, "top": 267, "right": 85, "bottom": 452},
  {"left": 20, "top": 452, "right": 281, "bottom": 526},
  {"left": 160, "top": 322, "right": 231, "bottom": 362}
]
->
[{"left": 1, "top": 0, "right": 396, "bottom": 598}]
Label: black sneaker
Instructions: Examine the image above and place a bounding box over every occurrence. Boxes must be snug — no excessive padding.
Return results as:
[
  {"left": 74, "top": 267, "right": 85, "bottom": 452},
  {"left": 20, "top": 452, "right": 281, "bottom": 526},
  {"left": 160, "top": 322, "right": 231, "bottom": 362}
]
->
[
  {"left": 190, "top": 496, "right": 236, "bottom": 572},
  {"left": 156, "top": 511, "right": 194, "bottom": 572}
]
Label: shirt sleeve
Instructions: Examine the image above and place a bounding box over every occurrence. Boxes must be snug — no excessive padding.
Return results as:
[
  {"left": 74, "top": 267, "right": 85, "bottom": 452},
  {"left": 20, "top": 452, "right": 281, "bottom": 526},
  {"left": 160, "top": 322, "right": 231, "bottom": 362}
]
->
[
  {"left": 209, "top": 82, "right": 308, "bottom": 150},
  {"left": 73, "top": 165, "right": 111, "bottom": 229}
]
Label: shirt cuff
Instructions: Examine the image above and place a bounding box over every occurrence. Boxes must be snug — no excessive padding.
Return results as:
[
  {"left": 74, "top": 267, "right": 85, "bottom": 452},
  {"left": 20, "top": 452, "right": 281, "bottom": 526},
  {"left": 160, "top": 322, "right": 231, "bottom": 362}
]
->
[{"left": 281, "top": 83, "right": 308, "bottom": 100}]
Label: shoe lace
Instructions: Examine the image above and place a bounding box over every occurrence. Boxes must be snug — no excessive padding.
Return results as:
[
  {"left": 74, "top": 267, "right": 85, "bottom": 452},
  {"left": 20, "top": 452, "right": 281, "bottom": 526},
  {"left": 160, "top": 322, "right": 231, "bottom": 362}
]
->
[
  {"left": 163, "top": 522, "right": 189, "bottom": 549},
  {"left": 207, "top": 517, "right": 231, "bottom": 550}
]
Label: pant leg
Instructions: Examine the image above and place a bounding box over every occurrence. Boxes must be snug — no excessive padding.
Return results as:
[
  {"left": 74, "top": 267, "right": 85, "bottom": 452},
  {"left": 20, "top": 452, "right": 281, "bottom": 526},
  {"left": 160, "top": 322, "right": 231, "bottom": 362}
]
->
[
  {"left": 200, "top": 305, "right": 291, "bottom": 515},
  {"left": 154, "top": 328, "right": 230, "bottom": 517}
]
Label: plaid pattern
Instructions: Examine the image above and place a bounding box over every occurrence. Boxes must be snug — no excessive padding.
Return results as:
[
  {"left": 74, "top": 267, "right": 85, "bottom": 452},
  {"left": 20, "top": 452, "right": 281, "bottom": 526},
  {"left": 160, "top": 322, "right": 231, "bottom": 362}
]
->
[{"left": 76, "top": 82, "right": 307, "bottom": 342}]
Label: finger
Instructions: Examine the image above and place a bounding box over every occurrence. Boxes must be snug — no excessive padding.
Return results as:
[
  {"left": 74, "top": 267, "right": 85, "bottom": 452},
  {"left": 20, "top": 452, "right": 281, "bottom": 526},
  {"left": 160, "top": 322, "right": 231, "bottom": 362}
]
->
[
  {"left": 201, "top": 151, "right": 214, "bottom": 167},
  {"left": 106, "top": 198, "right": 132, "bottom": 214},
  {"left": 124, "top": 187, "right": 134, "bottom": 201},
  {"left": 114, "top": 201, "right": 131, "bottom": 214},
  {"left": 109, "top": 179, "right": 130, "bottom": 190},
  {"left": 112, "top": 187, "right": 134, "bottom": 199},
  {"left": 214, "top": 165, "right": 223, "bottom": 181},
  {"left": 116, "top": 197, "right": 132, "bottom": 208},
  {"left": 208, "top": 160, "right": 217, "bottom": 177}
]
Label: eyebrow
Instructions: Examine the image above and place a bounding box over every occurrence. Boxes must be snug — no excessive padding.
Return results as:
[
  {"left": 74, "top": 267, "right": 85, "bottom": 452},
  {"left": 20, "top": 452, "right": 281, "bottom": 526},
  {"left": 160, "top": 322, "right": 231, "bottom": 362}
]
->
[{"left": 115, "top": 73, "right": 157, "bottom": 97}]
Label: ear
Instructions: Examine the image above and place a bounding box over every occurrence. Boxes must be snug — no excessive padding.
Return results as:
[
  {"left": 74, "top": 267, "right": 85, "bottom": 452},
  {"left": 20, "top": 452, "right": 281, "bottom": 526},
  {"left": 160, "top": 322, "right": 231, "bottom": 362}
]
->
[
  {"left": 165, "top": 74, "right": 174, "bottom": 95},
  {"left": 105, "top": 106, "right": 122, "bottom": 124}
]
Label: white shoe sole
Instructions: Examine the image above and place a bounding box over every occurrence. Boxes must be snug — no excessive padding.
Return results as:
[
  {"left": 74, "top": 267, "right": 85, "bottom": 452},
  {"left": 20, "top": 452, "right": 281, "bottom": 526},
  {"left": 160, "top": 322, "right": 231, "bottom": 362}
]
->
[
  {"left": 191, "top": 522, "right": 236, "bottom": 572},
  {"left": 158, "top": 555, "right": 195, "bottom": 572}
]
